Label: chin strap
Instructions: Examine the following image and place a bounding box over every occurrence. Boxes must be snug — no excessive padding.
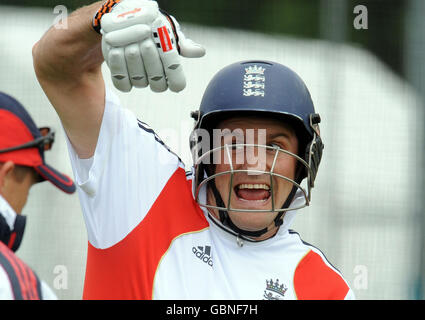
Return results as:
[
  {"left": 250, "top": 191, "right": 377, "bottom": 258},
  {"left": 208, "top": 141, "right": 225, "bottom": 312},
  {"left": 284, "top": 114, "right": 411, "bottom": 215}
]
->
[{"left": 209, "top": 180, "right": 298, "bottom": 239}]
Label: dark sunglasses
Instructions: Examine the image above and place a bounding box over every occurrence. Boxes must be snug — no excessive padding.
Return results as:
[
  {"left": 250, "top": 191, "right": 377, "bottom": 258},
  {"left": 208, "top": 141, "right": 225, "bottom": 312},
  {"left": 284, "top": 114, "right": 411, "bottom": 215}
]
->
[{"left": 0, "top": 127, "right": 55, "bottom": 154}]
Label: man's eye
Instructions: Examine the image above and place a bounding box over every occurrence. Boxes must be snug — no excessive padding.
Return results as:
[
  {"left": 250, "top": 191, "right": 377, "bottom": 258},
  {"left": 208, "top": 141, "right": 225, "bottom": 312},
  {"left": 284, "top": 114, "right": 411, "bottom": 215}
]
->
[{"left": 267, "top": 143, "right": 281, "bottom": 149}]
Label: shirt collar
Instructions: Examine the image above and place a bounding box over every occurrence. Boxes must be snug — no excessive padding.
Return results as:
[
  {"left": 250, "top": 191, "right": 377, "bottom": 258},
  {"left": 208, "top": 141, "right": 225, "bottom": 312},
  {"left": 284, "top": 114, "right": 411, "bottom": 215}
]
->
[{"left": 0, "top": 194, "right": 17, "bottom": 231}]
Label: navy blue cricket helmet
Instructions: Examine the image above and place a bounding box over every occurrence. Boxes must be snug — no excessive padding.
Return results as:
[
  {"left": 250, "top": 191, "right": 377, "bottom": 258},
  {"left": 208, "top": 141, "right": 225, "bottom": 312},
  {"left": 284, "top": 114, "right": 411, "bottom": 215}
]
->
[
  {"left": 190, "top": 60, "right": 324, "bottom": 238},
  {"left": 198, "top": 60, "right": 316, "bottom": 136}
]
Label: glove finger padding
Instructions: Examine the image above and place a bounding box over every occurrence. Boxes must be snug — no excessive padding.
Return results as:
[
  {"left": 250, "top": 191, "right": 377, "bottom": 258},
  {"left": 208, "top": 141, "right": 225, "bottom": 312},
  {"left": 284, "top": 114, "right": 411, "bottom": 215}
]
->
[
  {"left": 100, "top": 0, "right": 205, "bottom": 93},
  {"left": 124, "top": 43, "right": 148, "bottom": 88},
  {"left": 139, "top": 38, "right": 167, "bottom": 92},
  {"left": 100, "top": 0, "right": 160, "bottom": 92},
  {"left": 108, "top": 47, "right": 132, "bottom": 92},
  {"left": 103, "top": 24, "right": 151, "bottom": 88}
]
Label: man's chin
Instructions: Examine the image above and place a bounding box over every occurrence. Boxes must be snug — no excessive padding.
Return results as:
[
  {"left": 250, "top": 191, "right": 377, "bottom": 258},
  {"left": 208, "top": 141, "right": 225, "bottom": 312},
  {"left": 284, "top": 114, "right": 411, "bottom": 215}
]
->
[{"left": 227, "top": 207, "right": 278, "bottom": 226}]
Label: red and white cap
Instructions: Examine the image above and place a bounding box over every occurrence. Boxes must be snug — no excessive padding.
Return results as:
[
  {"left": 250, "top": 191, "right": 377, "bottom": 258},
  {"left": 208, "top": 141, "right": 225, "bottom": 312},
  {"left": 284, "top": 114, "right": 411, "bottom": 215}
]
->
[{"left": 0, "top": 92, "right": 75, "bottom": 194}]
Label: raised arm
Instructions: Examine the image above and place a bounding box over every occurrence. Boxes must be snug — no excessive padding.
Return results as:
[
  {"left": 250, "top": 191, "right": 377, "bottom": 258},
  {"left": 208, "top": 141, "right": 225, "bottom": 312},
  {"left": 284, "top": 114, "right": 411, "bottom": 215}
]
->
[
  {"left": 33, "top": 2, "right": 105, "bottom": 159},
  {"left": 33, "top": 0, "right": 205, "bottom": 159}
]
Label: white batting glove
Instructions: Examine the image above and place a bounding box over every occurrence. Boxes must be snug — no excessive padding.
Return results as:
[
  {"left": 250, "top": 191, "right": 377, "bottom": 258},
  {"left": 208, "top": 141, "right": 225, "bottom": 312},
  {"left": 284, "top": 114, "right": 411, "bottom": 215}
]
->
[{"left": 99, "top": 0, "right": 205, "bottom": 93}]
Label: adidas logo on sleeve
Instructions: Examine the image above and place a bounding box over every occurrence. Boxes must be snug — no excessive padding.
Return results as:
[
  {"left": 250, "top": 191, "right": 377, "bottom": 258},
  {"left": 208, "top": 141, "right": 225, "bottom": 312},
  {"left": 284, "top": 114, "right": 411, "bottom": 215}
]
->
[{"left": 192, "top": 245, "right": 213, "bottom": 267}]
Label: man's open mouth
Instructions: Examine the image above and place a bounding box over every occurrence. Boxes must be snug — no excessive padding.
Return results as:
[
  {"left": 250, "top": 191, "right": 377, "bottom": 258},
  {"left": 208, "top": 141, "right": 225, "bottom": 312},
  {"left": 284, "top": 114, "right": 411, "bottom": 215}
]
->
[{"left": 234, "top": 183, "right": 271, "bottom": 201}]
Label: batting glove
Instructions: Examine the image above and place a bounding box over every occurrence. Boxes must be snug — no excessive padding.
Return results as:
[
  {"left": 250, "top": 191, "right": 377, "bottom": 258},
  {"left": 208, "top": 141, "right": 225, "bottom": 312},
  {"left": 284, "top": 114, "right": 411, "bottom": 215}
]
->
[{"left": 96, "top": 0, "right": 205, "bottom": 92}]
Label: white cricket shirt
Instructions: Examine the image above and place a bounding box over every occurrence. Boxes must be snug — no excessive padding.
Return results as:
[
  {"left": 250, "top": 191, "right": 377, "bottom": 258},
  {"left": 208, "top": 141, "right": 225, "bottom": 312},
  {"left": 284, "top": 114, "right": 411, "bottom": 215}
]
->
[{"left": 66, "top": 87, "right": 354, "bottom": 300}]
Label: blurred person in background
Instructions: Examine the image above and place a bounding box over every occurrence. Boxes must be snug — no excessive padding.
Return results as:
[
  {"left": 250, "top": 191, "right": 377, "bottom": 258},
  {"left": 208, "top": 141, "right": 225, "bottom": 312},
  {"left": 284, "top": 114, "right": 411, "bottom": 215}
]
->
[{"left": 0, "top": 92, "right": 75, "bottom": 299}]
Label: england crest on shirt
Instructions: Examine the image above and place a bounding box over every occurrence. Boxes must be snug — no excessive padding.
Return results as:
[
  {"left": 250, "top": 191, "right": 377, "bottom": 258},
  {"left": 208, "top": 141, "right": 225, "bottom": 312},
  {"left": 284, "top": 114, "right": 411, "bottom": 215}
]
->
[{"left": 263, "top": 278, "right": 288, "bottom": 300}]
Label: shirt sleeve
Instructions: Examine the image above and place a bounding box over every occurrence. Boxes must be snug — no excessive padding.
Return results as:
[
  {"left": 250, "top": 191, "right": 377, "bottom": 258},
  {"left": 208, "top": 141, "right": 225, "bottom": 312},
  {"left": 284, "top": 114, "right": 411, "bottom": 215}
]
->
[{"left": 65, "top": 86, "right": 184, "bottom": 249}]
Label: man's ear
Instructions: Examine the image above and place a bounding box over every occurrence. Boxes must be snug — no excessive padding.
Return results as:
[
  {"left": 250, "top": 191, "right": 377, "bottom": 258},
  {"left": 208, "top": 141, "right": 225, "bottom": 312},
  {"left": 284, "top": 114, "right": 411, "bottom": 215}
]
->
[{"left": 0, "top": 161, "right": 15, "bottom": 195}]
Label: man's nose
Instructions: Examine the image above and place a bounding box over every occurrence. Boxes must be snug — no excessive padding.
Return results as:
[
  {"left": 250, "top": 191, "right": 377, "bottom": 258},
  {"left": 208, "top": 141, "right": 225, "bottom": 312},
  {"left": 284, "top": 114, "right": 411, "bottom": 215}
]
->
[{"left": 239, "top": 145, "right": 269, "bottom": 174}]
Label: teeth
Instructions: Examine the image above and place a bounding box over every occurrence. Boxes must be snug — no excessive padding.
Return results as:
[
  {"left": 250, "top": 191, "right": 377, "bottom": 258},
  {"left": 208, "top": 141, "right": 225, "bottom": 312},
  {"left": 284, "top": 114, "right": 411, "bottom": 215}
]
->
[{"left": 237, "top": 183, "right": 270, "bottom": 190}]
